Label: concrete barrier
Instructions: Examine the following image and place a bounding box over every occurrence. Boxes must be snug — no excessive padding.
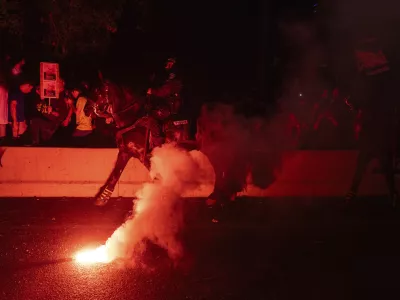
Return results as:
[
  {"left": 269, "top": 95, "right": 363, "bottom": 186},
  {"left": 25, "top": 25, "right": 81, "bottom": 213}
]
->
[
  {"left": 0, "top": 147, "right": 395, "bottom": 198},
  {"left": 241, "top": 151, "right": 389, "bottom": 197},
  {"left": 0, "top": 147, "right": 215, "bottom": 197}
]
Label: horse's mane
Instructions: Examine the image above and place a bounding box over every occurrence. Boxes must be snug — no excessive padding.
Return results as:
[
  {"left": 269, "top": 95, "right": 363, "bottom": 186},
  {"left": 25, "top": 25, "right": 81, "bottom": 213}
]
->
[{"left": 107, "top": 81, "right": 145, "bottom": 113}]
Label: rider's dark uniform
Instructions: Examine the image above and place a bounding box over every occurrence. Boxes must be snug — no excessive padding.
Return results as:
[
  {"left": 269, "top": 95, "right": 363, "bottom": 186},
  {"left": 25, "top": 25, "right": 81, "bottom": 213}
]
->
[
  {"left": 345, "top": 35, "right": 398, "bottom": 204},
  {"left": 146, "top": 59, "right": 184, "bottom": 147},
  {"left": 164, "top": 109, "right": 190, "bottom": 144}
]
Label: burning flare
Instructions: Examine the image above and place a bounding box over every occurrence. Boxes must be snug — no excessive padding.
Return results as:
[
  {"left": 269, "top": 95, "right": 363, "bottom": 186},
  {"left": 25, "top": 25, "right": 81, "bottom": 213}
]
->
[
  {"left": 74, "top": 145, "right": 212, "bottom": 266},
  {"left": 74, "top": 245, "right": 111, "bottom": 265}
]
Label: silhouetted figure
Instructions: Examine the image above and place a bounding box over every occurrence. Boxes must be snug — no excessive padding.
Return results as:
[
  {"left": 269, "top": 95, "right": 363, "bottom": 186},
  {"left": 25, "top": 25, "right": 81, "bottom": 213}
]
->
[{"left": 345, "top": 34, "right": 398, "bottom": 205}]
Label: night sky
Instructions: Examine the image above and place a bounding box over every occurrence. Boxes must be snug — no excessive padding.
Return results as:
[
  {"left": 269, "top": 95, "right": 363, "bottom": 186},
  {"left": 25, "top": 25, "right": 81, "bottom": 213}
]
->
[
  {"left": 2, "top": 0, "right": 318, "bottom": 101},
  {"left": 104, "top": 0, "right": 317, "bottom": 99},
  {"left": 110, "top": 0, "right": 265, "bottom": 95}
]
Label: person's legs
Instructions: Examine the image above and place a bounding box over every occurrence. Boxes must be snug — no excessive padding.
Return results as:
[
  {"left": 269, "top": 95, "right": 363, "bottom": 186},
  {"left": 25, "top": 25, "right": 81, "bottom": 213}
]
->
[
  {"left": 206, "top": 169, "right": 227, "bottom": 223},
  {"left": 0, "top": 124, "right": 5, "bottom": 139},
  {"left": 18, "top": 121, "right": 27, "bottom": 136},
  {"left": 72, "top": 130, "right": 93, "bottom": 147},
  {"left": 29, "top": 118, "right": 45, "bottom": 145},
  {"left": 11, "top": 122, "right": 18, "bottom": 139},
  {"left": 379, "top": 150, "right": 396, "bottom": 194},
  {"left": 346, "top": 148, "right": 373, "bottom": 201},
  {"left": 10, "top": 121, "right": 27, "bottom": 144},
  {"left": 72, "top": 129, "right": 92, "bottom": 137},
  {"left": 205, "top": 157, "right": 246, "bottom": 223},
  {"left": 41, "top": 123, "right": 59, "bottom": 145}
]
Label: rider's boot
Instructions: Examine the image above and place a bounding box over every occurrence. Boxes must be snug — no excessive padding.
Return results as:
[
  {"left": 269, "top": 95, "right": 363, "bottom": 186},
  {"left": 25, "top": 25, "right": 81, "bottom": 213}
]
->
[{"left": 94, "top": 185, "right": 114, "bottom": 206}]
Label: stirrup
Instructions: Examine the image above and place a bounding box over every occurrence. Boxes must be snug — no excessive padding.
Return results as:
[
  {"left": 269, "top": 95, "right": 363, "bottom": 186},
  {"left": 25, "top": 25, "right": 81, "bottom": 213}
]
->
[{"left": 94, "top": 188, "right": 113, "bottom": 206}]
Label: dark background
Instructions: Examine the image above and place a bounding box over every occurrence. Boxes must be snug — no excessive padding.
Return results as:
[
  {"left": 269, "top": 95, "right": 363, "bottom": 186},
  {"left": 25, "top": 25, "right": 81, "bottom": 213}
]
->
[
  {"left": 1, "top": 0, "right": 317, "bottom": 101},
  {"left": 3, "top": 0, "right": 400, "bottom": 108}
]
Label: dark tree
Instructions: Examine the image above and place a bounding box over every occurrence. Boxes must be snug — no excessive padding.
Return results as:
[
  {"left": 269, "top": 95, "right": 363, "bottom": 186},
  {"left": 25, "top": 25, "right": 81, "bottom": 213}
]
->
[
  {"left": 0, "top": 0, "right": 23, "bottom": 36},
  {"left": 37, "top": 0, "right": 125, "bottom": 58},
  {"left": 1, "top": 0, "right": 129, "bottom": 59}
]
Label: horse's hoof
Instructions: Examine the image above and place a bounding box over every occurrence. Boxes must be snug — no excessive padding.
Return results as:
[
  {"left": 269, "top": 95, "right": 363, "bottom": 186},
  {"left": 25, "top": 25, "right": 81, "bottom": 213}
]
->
[
  {"left": 344, "top": 190, "right": 356, "bottom": 204},
  {"left": 94, "top": 188, "right": 113, "bottom": 206},
  {"left": 94, "top": 198, "right": 108, "bottom": 207}
]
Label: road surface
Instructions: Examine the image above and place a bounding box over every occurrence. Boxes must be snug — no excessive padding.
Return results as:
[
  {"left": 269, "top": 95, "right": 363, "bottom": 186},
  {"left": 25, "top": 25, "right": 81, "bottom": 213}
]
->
[{"left": 0, "top": 197, "right": 399, "bottom": 300}]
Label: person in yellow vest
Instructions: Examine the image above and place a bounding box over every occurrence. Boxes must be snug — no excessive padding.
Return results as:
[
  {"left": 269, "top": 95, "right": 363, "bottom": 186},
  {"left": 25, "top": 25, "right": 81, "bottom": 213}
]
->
[{"left": 71, "top": 86, "right": 93, "bottom": 145}]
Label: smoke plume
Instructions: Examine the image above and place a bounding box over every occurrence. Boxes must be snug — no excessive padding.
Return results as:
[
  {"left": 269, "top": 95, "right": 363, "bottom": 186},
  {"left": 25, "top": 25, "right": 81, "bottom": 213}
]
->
[
  {"left": 198, "top": 102, "right": 291, "bottom": 192},
  {"left": 103, "top": 143, "right": 207, "bottom": 263}
]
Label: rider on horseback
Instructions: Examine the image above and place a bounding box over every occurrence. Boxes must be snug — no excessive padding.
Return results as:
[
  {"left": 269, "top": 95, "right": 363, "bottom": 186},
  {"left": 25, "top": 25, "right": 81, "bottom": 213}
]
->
[
  {"left": 152, "top": 57, "right": 189, "bottom": 144},
  {"left": 144, "top": 57, "right": 184, "bottom": 147}
]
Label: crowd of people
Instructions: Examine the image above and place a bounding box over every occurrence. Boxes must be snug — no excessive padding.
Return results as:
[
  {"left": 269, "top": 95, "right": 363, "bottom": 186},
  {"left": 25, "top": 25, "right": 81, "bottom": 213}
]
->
[
  {"left": 0, "top": 57, "right": 185, "bottom": 148},
  {"left": 281, "top": 79, "right": 362, "bottom": 150},
  {"left": 0, "top": 28, "right": 399, "bottom": 216},
  {"left": 0, "top": 58, "right": 100, "bottom": 147},
  {"left": 0, "top": 31, "right": 396, "bottom": 157},
  {"left": 0, "top": 59, "right": 364, "bottom": 151}
]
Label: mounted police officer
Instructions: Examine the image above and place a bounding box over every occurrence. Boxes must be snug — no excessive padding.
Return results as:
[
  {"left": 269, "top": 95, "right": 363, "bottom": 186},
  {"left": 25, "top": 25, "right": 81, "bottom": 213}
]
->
[{"left": 144, "top": 57, "right": 186, "bottom": 146}]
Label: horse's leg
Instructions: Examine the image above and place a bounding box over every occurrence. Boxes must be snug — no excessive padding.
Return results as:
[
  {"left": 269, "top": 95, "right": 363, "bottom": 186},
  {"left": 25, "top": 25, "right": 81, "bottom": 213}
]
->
[
  {"left": 95, "top": 150, "right": 132, "bottom": 206},
  {"left": 206, "top": 169, "right": 225, "bottom": 204},
  {"left": 204, "top": 155, "right": 245, "bottom": 222}
]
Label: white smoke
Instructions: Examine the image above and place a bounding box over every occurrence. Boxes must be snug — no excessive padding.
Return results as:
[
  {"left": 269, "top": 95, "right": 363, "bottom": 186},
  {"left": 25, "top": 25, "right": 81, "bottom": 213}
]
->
[{"left": 103, "top": 143, "right": 206, "bottom": 263}]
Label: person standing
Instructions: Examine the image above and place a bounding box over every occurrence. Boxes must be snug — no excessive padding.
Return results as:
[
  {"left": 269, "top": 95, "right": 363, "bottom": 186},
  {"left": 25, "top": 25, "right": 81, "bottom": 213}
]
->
[
  {"left": 71, "top": 86, "right": 93, "bottom": 146},
  {"left": 345, "top": 33, "right": 398, "bottom": 205},
  {"left": 29, "top": 79, "right": 69, "bottom": 146},
  {"left": 8, "top": 79, "right": 33, "bottom": 142},
  {"left": 0, "top": 74, "right": 8, "bottom": 143},
  {"left": 144, "top": 57, "right": 183, "bottom": 148}
]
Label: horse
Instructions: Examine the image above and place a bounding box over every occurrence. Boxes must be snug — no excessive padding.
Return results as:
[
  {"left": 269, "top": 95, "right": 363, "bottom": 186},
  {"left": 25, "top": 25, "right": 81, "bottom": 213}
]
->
[
  {"left": 91, "top": 80, "right": 156, "bottom": 206},
  {"left": 91, "top": 79, "right": 280, "bottom": 218},
  {"left": 90, "top": 79, "right": 231, "bottom": 208},
  {"left": 197, "top": 102, "right": 285, "bottom": 221}
]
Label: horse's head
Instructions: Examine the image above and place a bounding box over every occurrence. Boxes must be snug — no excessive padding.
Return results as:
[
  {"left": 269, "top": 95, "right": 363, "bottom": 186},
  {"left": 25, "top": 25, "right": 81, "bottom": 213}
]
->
[
  {"left": 92, "top": 79, "right": 145, "bottom": 127},
  {"left": 92, "top": 80, "right": 109, "bottom": 104},
  {"left": 89, "top": 81, "right": 111, "bottom": 117}
]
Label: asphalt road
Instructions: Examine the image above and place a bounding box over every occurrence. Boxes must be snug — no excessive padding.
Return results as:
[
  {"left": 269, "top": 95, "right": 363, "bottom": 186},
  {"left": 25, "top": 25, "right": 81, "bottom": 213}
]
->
[{"left": 0, "top": 197, "right": 400, "bottom": 300}]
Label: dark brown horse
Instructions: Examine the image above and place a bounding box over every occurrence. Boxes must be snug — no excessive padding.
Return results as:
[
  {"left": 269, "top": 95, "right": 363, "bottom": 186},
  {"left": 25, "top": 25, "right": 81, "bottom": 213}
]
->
[
  {"left": 91, "top": 80, "right": 153, "bottom": 206},
  {"left": 91, "top": 80, "right": 280, "bottom": 219}
]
